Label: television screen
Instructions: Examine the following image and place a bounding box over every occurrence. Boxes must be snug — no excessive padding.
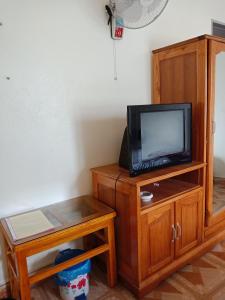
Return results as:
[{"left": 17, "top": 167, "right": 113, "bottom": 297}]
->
[
  {"left": 141, "top": 110, "right": 184, "bottom": 161},
  {"left": 119, "top": 103, "right": 192, "bottom": 176}
]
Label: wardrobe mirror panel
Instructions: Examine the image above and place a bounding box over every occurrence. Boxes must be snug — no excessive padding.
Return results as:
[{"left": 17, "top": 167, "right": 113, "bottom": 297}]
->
[{"left": 213, "top": 51, "right": 225, "bottom": 214}]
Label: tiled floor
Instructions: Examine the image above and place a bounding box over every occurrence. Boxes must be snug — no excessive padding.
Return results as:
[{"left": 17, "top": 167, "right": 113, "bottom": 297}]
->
[{"left": 31, "top": 239, "right": 225, "bottom": 300}]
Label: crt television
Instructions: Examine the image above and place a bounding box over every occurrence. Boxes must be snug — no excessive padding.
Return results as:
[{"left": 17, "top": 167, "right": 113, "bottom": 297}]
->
[{"left": 119, "top": 103, "right": 192, "bottom": 177}]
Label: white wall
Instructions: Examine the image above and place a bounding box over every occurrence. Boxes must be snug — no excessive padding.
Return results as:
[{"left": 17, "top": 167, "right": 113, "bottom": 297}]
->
[{"left": 1, "top": 0, "right": 225, "bottom": 286}]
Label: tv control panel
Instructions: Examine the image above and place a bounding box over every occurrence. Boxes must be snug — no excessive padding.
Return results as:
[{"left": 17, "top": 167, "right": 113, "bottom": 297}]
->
[{"left": 130, "top": 156, "right": 187, "bottom": 177}]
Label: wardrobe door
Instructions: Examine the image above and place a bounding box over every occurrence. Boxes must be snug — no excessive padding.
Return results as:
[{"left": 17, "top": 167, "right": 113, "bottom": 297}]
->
[
  {"left": 152, "top": 39, "right": 207, "bottom": 163},
  {"left": 206, "top": 40, "right": 225, "bottom": 227}
]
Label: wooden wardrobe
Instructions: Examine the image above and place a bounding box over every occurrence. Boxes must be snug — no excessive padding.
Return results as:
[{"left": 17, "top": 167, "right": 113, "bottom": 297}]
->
[{"left": 153, "top": 34, "right": 225, "bottom": 238}]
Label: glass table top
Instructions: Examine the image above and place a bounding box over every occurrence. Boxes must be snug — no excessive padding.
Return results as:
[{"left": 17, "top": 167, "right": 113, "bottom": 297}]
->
[{"left": 1, "top": 195, "right": 114, "bottom": 245}]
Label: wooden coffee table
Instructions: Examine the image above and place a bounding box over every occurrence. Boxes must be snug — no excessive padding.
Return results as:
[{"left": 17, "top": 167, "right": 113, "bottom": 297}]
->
[{"left": 0, "top": 195, "right": 116, "bottom": 300}]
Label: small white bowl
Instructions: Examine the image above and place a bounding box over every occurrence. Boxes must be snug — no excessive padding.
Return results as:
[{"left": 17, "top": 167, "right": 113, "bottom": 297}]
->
[{"left": 140, "top": 191, "right": 153, "bottom": 202}]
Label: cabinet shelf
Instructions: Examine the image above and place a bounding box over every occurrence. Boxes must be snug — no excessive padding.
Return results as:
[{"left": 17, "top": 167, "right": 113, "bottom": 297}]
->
[
  {"left": 91, "top": 161, "right": 206, "bottom": 187},
  {"left": 141, "top": 179, "right": 200, "bottom": 212}
]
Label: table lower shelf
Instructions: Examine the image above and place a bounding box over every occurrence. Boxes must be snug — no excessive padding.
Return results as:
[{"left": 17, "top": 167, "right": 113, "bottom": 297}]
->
[{"left": 29, "top": 244, "right": 109, "bottom": 285}]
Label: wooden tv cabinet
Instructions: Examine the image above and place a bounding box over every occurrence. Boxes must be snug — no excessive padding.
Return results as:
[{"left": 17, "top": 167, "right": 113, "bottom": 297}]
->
[
  {"left": 89, "top": 161, "right": 225, "bottom": 297},
  {"left": 90, "top": 35, "right": 225, "bottom": 298}
]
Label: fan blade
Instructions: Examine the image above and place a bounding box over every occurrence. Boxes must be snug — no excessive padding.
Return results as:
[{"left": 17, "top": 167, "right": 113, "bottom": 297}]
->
[
  {"left": 139, "top": 0, "right": 154, "bottom": 7},
  {"left": 114, "top": 0, "right": 135, "bottom": 14},
  {"left": 119, "top": 1, "right": 143, "bottom": 23}
]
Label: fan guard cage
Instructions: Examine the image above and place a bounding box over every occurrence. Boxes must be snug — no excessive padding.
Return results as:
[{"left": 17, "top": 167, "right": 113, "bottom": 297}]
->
[{"left": 111, "top": 0, "right": 169, "bottom": 29}]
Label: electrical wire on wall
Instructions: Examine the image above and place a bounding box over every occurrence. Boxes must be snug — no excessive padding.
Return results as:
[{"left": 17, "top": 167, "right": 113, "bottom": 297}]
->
[
  {"left": 106, "top": 2, "right": 124, "bottom": 81},
  {"left": 113, "top": 39, "right": 118, "bottom": 80},
  {"left": 114, "top": 172, "right": 122, "bottom": 211}
]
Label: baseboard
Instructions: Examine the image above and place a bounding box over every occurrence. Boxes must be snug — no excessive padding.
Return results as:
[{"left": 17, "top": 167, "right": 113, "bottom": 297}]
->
[{"left": 0, "top": 281, "right": 9, "bottom": 299}]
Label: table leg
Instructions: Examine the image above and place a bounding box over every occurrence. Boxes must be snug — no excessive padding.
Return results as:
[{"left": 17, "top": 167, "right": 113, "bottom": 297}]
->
[
  {"left": 2, "top": 236, "right": 12, "bottom": 297},
  {"left": 16, "top": 252, "right": 31, "bottom": 300},
  {"left": 105, "top": 219, "right": 117, "bottom": 288}
]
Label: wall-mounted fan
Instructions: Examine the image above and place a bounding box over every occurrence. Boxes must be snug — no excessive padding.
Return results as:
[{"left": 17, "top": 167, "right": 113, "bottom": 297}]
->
[{"left": 106, "top": 0, "right": 169, "bottom": 39}]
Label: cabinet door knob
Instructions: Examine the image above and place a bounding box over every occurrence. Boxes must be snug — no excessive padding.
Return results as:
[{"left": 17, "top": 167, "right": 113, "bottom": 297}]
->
[
  {"left": 176, "top": 223, "right": 182, "bottom": 239},
  {"left": 172, "top": 224, "right": 176, "bottom": 243}
]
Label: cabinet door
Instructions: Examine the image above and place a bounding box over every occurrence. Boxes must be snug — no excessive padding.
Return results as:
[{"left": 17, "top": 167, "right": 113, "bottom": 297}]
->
[
  {"left": 141, "top": 203, "right": 175, "bottom": 279},
  {"left": 175, "top": 190, "right": 203, "bottom": 257}
]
